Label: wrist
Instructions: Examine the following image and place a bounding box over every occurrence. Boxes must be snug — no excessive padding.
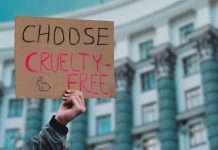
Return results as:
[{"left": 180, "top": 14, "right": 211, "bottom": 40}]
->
[
  {"left": 55, "top": 115, "right": 68, "bottom": 126},
  {"left": 50, "top": 115, "right": 68, "bottom": 135}
]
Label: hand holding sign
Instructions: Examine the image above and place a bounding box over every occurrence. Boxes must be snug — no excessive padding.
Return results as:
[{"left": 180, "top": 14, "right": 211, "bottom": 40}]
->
[
  {"left": 15, "top": 16, "right": 116, "bottom": 98},
  {"left": 55, "top": 90, "right": 86, "bottom": 125}
]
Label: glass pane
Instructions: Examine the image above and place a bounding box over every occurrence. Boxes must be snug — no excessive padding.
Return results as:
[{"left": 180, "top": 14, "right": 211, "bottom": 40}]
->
[
  {"left": 190, "top": 123, "right": 206, "bottom": 146},
  {"left": 142, "top": 103, "right": 157, "bottom": 124},
  {"left": 183, "top": 54, "right": 199, "bottom": 76},
  {"left": 11, "top": 69, "right": 16, "bottom": 87},
  {"left": 4, "top": 129, "right": 19, "bottom": 148},
  {"left": 140, "top": 40, "right": 153, "bottom": 60},
  {"left": 141, "top": 71, "right": 156, "bottom": 91},
  {"left": 186, "top": 87, "right": 201, "bottom": 110},
  {"left": 8, "top": 99, "right": 23, "bottom": 117},
  {"left": 96, "top": 115, "right": 111, "bottom": 135},
  {"left": 144, "top": 139, "right": 157, "bottom": 150},
  {"left": 180, "top": 23, "right": 194, "bottom": 43}
]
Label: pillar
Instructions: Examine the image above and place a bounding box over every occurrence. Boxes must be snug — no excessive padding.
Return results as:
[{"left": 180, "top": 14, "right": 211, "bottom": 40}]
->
[
  {"left": 194, "top": 28, "right": 218, "bottom": 150},
  {"left": 0, "top": 82, "right": 3, "bottom": 140},
  {"left": 24, "top": 99, "right": 44, "bottom": 142},
  {"left": 69, "top": 101, "right": 87, "bottom": 150},
  {"left": 155, "top": 47, "right": 179, "bottom": 150},
  {"left": 115, "top": 60, "right": 134, "bottom": 150}
]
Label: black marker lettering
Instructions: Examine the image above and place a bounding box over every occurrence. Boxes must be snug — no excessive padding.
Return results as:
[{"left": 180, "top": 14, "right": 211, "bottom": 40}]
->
[
  {"left": 69, "top": 27, "right": 80, "bottom": 45},
  {"left": 97, "top": 27, "right": 109, "bottom": 46},
  {"left": 37, "top": 25, "right": 50, "bottom": 43},
  {"left": 54, "top": 26, "right": 64, "bottom": 45},
  {"left": 84, "top": 27, "right": 94, "bottom": 45},
  {"left": 22, "top": 25, "right": 36, "bottom": 43}
]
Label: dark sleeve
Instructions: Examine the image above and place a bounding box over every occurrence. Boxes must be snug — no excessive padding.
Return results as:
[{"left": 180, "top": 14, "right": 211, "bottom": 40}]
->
[{"left": 23, "top": 115, "right": 68, "bottom": 150}]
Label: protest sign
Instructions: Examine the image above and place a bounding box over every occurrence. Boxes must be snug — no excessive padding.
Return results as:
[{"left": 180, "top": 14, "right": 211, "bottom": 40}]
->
[{"left": 15, "top": 16, "right": 116, "bottom": 98}]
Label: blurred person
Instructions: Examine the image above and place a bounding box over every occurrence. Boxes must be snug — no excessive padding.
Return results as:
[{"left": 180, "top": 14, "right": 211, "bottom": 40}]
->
[{"left": 23, "top": 90, "right": 86, "bottom": 150}]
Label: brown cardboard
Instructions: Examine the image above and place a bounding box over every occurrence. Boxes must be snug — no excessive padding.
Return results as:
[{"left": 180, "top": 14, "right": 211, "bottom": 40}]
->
[{"left": 15, "top": 16, "right": 116, "bottom": 98}]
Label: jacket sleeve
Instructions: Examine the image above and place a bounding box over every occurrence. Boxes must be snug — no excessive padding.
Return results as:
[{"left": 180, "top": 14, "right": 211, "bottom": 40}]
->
[{"left": 23, "top": 115, "right": 69, "bottom": 150}]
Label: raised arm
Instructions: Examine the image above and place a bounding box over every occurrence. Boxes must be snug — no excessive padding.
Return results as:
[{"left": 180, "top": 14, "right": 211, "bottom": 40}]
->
[{"left": 23, "top": 90, "right": 86, "bottom": 150}]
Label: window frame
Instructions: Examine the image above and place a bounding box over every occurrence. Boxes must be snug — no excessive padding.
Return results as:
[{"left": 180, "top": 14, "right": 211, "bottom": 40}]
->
[
  {"left": 183, "top": 54, "right": 199, "bottom": 77},
  {"left": 179, "top": 23, "right": 194, "bottom": 44},
  {"left": 189, "top": 122, "right": 206, "bottom": 147},
  {"left": 141, "top": 102, "right": 158, "bottom": 125},
  {"left": 11, "top": 69, "right": 16, "bottom": 87},
  {"left": 139, "top": 40, "right": 154, "bottom": 61},
  {"left": 185, "top": 87, "right": 202, "bottom": 110},
  {"left": 144, "top": 138, "right": 158, "bottom": 150},
  {"left": 141, "top": 71, "right": 156, "bottom": 92},
  {"left": 8, "top": 99, "right": 23, "bottom": 118},
  {"left": 4, "top": 128, "right": 20, "bottom": 149}
]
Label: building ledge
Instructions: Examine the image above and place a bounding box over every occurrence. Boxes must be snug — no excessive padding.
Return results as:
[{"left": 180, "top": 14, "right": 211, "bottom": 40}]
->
[
  {"left": 177, "top": 106, "right": 205, "bottom": 122},
  {"left": 188, "top": 24, "right": 218, "bottom": 42},
  {"left": 132, "top": 121, "right": 159, "bottom": 135},
  {"left": 87, "top": 133, "right": 115, "bottom": 146},
  {"left": 134, "top": 57, "right": 155, "bottom": 70},
  {"left": 151, "top": 42, "right": 175, "bottom": 56},
  {"left": 114, "top": 57, "right": 135, "bottom": 69}
]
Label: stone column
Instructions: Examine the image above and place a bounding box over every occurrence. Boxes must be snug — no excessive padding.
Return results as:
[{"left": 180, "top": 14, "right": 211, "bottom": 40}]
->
[
  {"left": 24, "top": 99, "right": 43, "bottom": 142},
  {"left": 154, "top": 47, "right": 179, "bottom": 150},
  {"left": 193, "top": 28, "right": 218, "bottom": 150},
  {"left": 69, "top": 101, "right": 87, "bottom": 150},
  {"left": 115, "top": 60, "right": 134, "bottom": 150}
]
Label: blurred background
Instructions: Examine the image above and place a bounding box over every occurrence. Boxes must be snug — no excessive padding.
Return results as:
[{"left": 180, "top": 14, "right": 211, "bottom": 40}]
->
[{"left": 1, "top": 0, "right": 218, "bottom": 150}]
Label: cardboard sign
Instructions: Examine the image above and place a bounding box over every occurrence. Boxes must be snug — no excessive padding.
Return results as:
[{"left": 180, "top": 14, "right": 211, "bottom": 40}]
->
[{"left": 15, "top": 16, "right": 116, "bottom": 98}]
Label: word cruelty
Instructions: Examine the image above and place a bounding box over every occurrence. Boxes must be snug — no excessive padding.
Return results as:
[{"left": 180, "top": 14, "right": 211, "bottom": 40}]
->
[
  {"left": 15, "top": 16, "right": 116, "bottom": 98},
  {"left": 25, "top": 51, "right": 110, "bottom": 96}
]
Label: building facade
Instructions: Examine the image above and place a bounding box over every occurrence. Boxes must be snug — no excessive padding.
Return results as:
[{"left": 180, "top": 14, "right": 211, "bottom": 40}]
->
[{"left": 1, "top": 0, "right": 218, "bottom": 149}]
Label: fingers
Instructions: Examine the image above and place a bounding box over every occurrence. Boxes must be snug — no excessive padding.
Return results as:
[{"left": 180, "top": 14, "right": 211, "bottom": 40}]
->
[
  {"left": 66, "top": 89, "right": 81, "bottom": 94},
  {"left": 62, "top": 90, "right": 84, "bottom": 104},
  {"left": 71, "top": 96, "right": 83, "bottom": 113},
  {"left": 62, "top": 89, "right": 86, "bottom": 112},
  {"left": 63, "top": 92, "right": 82, "bottom": 98},
  {"left": 74, "top": 95, "right": 86, "bottom": 112},
  {"left": 63, "top": 93, "right": 84, "bottom": 105}
]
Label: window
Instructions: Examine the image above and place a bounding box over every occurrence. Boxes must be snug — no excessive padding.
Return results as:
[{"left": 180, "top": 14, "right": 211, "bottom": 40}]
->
[
  {"left": 96, "top": 98, "right": 111, "bottom": 104},
  {"left": 190, "top": 123, "right": 206, "bottom": 147},
  {"left": 186, "top": 87, "right": 202, "bottom": 110},
  {"left": 11, "top": 69, "right": 15, "bottom": 87},
  {"left": 180, "top": 23, "right": 194, "bottom": 44},
  {"left": 144, "top": 139, "right": 158, "bottom": 150},
  {"left": 142, "top": 103, "right": 158, "bottom": 124},
  {"left": 4, "top": 129, "right": 19, "bottom": 149},
  {"left": 96, "top": 115, "right": 111, "bottom": 135},
  {"left": 52, "top": 99, "right": 62, "bottom": 111},
  {"left": 139, "top": 40, "right": 153, "bottom": 60},
  {"left": 183, "top": 54, "right": 199, "bottom": 77},
  {"left": 141, "top": 71, "right": 156, "bottom": 92},
  {"left": 8, "top": 99, "right": 23, "bottom": 117}
]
